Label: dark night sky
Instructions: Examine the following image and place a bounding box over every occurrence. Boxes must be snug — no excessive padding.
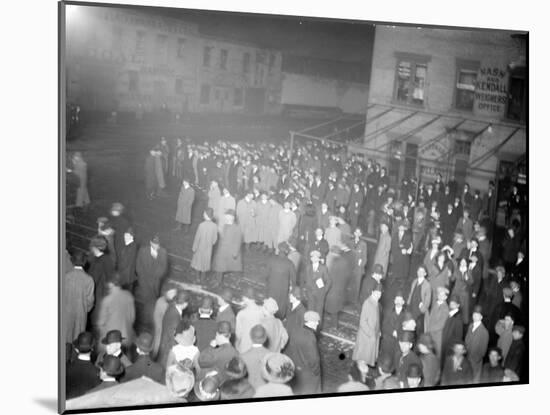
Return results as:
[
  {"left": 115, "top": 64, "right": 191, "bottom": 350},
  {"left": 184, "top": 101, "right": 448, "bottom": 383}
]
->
[{"left": 153, "top": 7, "right": 375, "bottom": 64}]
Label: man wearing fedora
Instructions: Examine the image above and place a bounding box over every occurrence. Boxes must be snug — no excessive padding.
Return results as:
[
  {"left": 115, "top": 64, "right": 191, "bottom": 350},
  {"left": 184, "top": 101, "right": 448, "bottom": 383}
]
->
[
  {"left": 441, "top": 295, "right": 464, "bottom": 364},
  {"left": 157, "top": 289, "right": 190, "bottom": 367},
  {"left": 87, "top": 355, "right": 126, "bottom": 394},
  {"left": 395, "top": 330, "right": 423, "bottom": 385},
  {"left": 253, "top": 353, "right": 295, "bottom": 398},
  {"left": 121, "top": 332, "right": 165, "bottom": 385},
  {"left": 135, "top": 234, "right": 168, "bottom": 334},
  {"left": 390, "top": 219, "right": 413, "bottom": 281},
  {"left": 191, "top": 207, "right": 218, "bottom": 284},
  {"left": 240, "top": 324, "right": 271, "bottom": 389},
  {"left": 284, "top": 310, "right": 322, "bottom": 395},
  {"left": 62, "top": 251, "right": 95, "bottom": 345},
  {"left": 66, "top": 332, "right": 100, "bottom": 399},
  {"left": 235, "top": 287, "right": 265, "bottom": 354},
  {"left": 465, "top": 305, "right": 489, "bottom": 383},
  {"left": 265, "top": 242, "right": 297, "bottom": 320},
  {"left": 116, "top": 226, "right": 138, "bottom": 290},
  {"left": 95, "top": 329, "right": 132, "bottom": 370}
]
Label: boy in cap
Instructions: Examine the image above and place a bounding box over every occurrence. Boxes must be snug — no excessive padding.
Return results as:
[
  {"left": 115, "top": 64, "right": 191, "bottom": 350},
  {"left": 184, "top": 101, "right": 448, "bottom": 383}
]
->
[
  {"left": 240, "top": 324, "right": 270, "bottom": 389},
  {"left": 480, "top": 347, "right": 505, "bottom": 383},
  {"left": 121, "top": 332, "right": 165, "bottom": 385},
  {"left": 66, "top": 332, "right": 101, "bottom": 399}
]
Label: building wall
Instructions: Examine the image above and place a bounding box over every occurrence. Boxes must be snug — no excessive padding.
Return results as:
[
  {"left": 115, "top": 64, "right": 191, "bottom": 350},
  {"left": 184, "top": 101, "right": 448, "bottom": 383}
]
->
[
  {"left": 280, "top": 73, "right": 369, "bottom": 114},
  {"left": 362, "top": 26, "right": 527, "bottom": 190}
]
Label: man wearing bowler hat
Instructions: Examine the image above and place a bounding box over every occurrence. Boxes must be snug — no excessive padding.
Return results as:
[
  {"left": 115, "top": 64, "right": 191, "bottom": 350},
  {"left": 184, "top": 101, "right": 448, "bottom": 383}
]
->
[
  {"left": 87, "top": 355, "right": 125, "bottom": 394},
  {"left": 66, "top": 332, "right": 100, "bottom": 399},
  {"left": 95, "top": 329, "right": 132, "bottom": 370},
  {"left": 395, "top": 330, "right": 423, "bottom": 385},
  {"left": 135, "top": 234, "right": 168, "bottom": 333},
  {"left": 121, "top": 332, "right": 165, "bottom": 385}
]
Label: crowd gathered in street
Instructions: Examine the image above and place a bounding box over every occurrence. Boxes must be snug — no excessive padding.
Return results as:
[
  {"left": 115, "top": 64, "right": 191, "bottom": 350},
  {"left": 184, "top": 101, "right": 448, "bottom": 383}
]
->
[{"left": 64, "top": 134, "right": 528, "bottom": 404}]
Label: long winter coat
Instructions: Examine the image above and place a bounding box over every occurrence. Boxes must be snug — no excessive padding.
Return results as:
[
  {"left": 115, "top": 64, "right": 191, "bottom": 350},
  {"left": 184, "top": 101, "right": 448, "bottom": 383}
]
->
[
  {"left": 284, "top": 326, "right": 322, "bottom": 395},
  {"left": 303, "top": 263, "right": 331, "bottom": 318},
  {"left": 235, "top": 303, "right": 266, "bottom": 354},
  {"left": 236, "top": 198, "right": 258, "bottom": 243},
  {"left": 425, "top": 300, "right": 449, "bottom": 358},
  {"left": 117, "top": 241, "right": 137, "bottom": 288},
  {"left": 135, "top": 246, "right": 168, "bottom": 305},
  {"left": 277, "top": 209, "right": 297, "bottom": 245},
  {"left": 156, "top": 304, "right": 182, "bottom": 368},
  {"left": 175, "top": 185, "right": 195, "bottom": 225},
  {"left": 265, "top": 254, "right": 297, "bottom": 320},
  {"left": 62, "top": 267, "right": 95, "bottom": 344},
  {"left": 441, "top": 311, "right": 464, "bottom": 360},
  {"left": 217, "top": 195, "right": 236, "bottom": 232},
  {"left": 96, "top": 286, "right": 136, "bottom": 349},
  {"left": 465, "top": 322, "right": 489, "bottom": 382},
  {"left": 152, "top": 296, "right": 170, "bottom": 359},
  {"left": 352, "top": 296, "right": 381, "bottom": 365},
  {"left": 88, "top": 253, "right": 115, "bottom": 325},
  {"left": 451, "top": 269, "right": 474, "bottom": 325},
  {"left": 266, "top": 202, "right": 282, "bottom": 249},
  {"left": 325, "top": 251, "right": 353, "bottom": 315},
  {"left": 390, "top": 230, "right": 413, "bottom": 280},
  {"left": 207, "top": 185, "right": 221, "bottom": 220},
  {"left": 373, "top": 231, "right": 391, "bottom": 277},
  {"left": 191, "top": 220, "right": 218, "bottom": 272},
  {"left": 255, "top": 200, "right": 271, "bottom": 245},
  {"left": 212, "top": 223, "right": 243, "bottom": 273}
]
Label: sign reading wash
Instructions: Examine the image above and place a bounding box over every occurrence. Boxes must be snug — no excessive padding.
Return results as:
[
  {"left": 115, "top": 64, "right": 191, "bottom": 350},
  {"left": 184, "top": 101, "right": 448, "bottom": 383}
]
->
[{"left": 474, "top": 66, "right": 508, "bottom": 117}]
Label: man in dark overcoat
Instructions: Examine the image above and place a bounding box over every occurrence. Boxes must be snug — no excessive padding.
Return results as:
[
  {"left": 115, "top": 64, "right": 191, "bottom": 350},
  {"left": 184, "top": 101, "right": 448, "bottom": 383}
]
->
[
  {"left": 441, "top": 295, "right": 464, "bottom": 364},
  {"left": 283, "top": 287, "right": 306, "bottom": 339},
  {"left": 116, "top": 227, "right": 137, "bottom": 290},
  {"left": 284, "top": 311, "right": 322, "bottom": 395},
  {"left": 135, "top": 235, "right": 168, "bottom": 334},
  {"left": 156, "top": 290, "right": 189, "bottom": 368},
  {"left": 265, "top": 242, "right": 297, "bottom": 320},
  {"left": 390, "top": 220, "right": 413, "bottom": 280},
  {"left": 302, "top": 250, "right": 331, "bottom": 323}
]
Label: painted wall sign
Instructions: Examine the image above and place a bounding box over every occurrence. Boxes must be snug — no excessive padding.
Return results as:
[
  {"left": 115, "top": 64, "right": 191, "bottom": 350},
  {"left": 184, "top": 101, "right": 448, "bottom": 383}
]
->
[
  {"left": 100, "top": 10, "right": 192, "bottom": 35},
  {"left": 474, "top": 66, "right": 508, "bottom": 116}
]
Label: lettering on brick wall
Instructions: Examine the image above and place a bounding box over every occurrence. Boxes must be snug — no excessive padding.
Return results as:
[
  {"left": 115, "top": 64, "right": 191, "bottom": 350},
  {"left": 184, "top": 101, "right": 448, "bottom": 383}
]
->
[{"left": 474, "top": 67, "right": 508, "bottom": 114}]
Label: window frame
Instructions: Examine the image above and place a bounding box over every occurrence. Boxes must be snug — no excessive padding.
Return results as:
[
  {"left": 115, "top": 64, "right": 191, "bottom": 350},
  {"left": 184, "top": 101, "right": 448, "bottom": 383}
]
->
[
  {"left": 453, "top": 58, "right": 480, "bottom": 112},
  {"left": 392, "top": 52, "right": 431, "bottom": 108}
]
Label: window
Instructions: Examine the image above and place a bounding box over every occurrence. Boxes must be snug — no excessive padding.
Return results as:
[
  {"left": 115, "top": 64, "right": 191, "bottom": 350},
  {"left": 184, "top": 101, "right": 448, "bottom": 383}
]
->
[
  {"left": 394, "top": 53, "right": 430, "bottom": 106},
  {"left": 455, "top": 69, "right": 477, "bottom": 110},
  {"left": 128, "top": 71, "right": 139, "bottom": 92},
  {"left": 243, "top": 52, "right": 250, "bottom": 73},
  {"left": 200, "top": 84, "right": 210, "bottom": 104},
  {"left": 507, "top": 75, "right": 526, "bottom": 122},
  {"left": 203, "top": 46, "right": 212, "bottom": 67},
  {"left": 220, "top": 49, "right": 228, "bottom": 70},
  {"left": 175, "top": 79, "right": 183, "bottom": 95},
  {"left": 454, "top": 139, "right": 471, "bottom": 157},
  {"left": 155, "top": 34, "right": 168, "bottom": 62},
  {"left": 454, "top": 59, "right": 480, "bottom": 111},
  {"left": 135, "top": 31, "right": 146, "bottom": 54},
  {"left": 234, "top": 88, "right": 243, "bottom": 106},
  {"left": 177, "top": 38, "right": 186, "bottom": 59}
]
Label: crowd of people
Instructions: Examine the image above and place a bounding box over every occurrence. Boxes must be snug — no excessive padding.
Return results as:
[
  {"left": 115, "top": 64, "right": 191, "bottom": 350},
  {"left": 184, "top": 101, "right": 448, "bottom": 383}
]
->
[{"left": 64, "top": 134, "right": 528, "bottom": 405}]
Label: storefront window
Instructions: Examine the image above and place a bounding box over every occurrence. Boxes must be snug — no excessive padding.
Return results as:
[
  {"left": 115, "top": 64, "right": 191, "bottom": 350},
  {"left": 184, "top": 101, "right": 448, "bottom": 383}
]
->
[{"left": 455, "top": 69, "right": 477, "bottom": 111}]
